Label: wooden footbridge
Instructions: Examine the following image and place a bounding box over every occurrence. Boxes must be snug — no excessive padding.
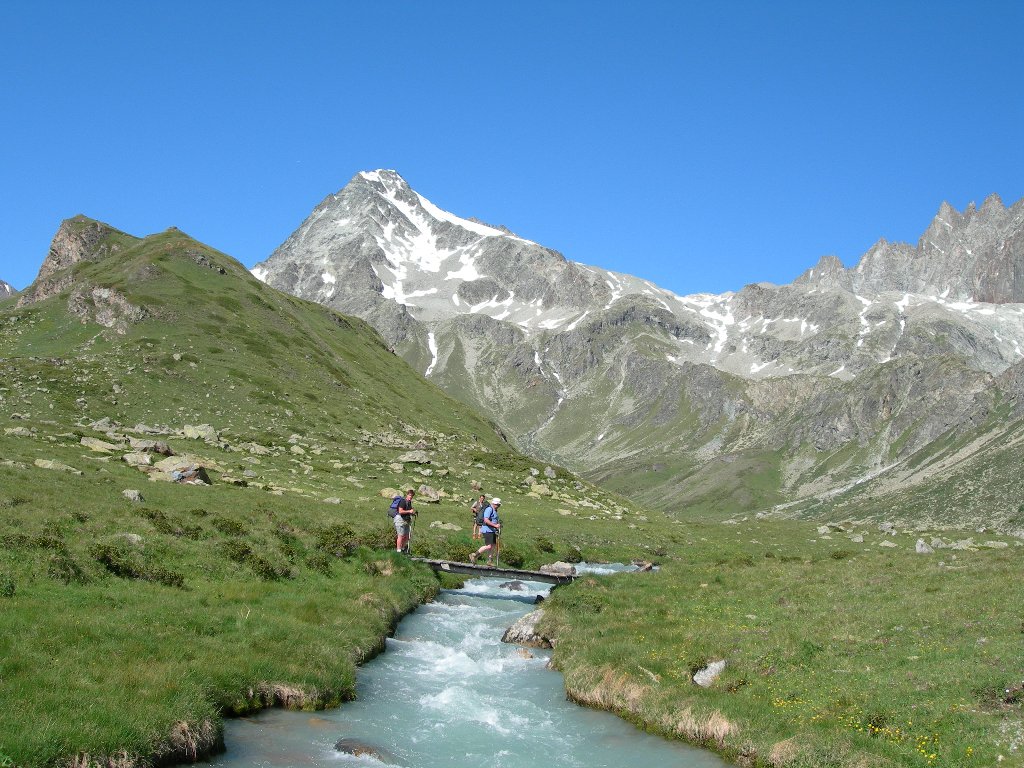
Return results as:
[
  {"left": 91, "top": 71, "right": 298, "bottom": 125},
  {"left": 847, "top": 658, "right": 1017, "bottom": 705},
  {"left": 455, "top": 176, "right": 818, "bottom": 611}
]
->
[{"left": 411, "top": 557, "right": 576, "bottom": 586}]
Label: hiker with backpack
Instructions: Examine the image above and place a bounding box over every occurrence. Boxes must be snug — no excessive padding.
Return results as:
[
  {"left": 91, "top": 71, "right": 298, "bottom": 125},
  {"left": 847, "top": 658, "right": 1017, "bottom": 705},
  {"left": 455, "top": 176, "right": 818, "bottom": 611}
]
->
[
  {"left": 470, "top": 494, "right": 486, "bottom": 540},
  {"left": 389, "top": 489, "right": 417, "bottom": 554},
  {"left": 469, "top": 497, "right": 501, "bottom": 566}
]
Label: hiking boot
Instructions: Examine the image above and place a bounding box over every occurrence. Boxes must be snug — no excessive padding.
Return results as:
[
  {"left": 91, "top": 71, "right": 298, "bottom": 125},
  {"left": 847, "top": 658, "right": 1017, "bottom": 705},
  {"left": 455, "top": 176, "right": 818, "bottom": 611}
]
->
[
  {"left": 485, "top": 559, "right": 494, "bottom": 567},
  {"left": 469, "top": 553, "right": 478, "bottom": 564}
]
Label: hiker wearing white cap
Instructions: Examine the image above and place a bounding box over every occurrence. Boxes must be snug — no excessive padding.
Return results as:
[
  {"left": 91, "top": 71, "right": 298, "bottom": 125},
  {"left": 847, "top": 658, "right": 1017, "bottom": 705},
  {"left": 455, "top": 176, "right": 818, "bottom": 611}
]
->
[{"left": 470, "top": 497, "right": 502, "bottom": 566}]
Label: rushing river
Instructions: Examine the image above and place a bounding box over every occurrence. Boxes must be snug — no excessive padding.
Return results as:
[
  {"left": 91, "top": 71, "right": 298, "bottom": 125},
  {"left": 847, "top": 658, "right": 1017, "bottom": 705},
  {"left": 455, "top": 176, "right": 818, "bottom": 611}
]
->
[{"left": 209, "top": 565, "right": 725, "bottom": 768}]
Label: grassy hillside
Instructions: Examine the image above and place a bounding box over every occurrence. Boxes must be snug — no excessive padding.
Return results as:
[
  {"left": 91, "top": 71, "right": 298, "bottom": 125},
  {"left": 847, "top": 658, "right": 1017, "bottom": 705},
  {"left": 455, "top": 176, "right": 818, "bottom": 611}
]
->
[{"left": 0, "top": 220, "right": 663, "bottom": 767}]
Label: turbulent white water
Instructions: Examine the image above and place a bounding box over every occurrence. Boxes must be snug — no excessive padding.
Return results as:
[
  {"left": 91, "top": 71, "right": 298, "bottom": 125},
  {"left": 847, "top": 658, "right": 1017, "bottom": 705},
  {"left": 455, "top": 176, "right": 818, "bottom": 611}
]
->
[{"left": 208, "top": 566, "right": 724, "bottom": 767}]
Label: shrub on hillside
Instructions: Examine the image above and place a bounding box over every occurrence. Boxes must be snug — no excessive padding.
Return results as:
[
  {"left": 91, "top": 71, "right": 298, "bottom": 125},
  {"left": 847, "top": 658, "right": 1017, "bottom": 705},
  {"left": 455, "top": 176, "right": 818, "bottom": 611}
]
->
[
  {"left": 211, "top": 515, "right": 247, "bottom": 536},
  {"left": 90, "top": 539, "right": 186, "bottom": 588},
  {"left": 91, "top": 540, "right": 145, "bottom": 580},
  {"left": 315, "top": 524, "right": 360, "bottom": 557},
  {"left": 138, "top": 507, "right": 203, "bottom": 539},
  {"left": 559, "top": 548, "right": 583, "bottom": 564},
  {"left": 306, "top": 552, "right": 333, "bottom": 576},
  {"left": 220, "top": 539, "right": 291, "bottom": 581},
  {"left": 47, "top": 553, "right": 90, "bottom": 584}
]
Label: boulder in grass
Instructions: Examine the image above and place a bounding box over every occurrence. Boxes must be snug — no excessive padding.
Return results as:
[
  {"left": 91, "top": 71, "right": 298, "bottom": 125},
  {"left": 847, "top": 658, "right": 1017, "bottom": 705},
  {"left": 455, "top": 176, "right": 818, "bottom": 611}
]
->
[
  {"left": 183, "top": 424, "right": 218, "bottom": 442},
  {"left": 417, "top": 484, "right": 441, "bottom": 503},
  {"left": 171, "top": 465, "right": 211, "bottom": 485},
  {"left": 122, "top": 452, "right": 152, "bottom": 467},
  {"left": 429, "top": 521, "right": 461, "bottom": 531},
  {"left": 237, "top": 441, "right": 271, "bottom": 456},
  {"left": 81, "top": 436, "right": 119, "bottom": 453},
  {"left": 34, "top": 458, "right": 82, "bottom": 475},
  {"left": 693, "top": 660, "right": 727, "bottom": 688},
  {"left": 154, "top": 456, "right": 211, "bottom": 485},
  {"left": 122, "top": 489, "right": 144, "bottom": 502},
  {"left": 915, "top": 538, "right": 935, "bottom": 554},
  {"left": 128, "top": 436, "right": 173, "bottom": 455},
  {"left": 396, "top": 450, "right": 431, "bottom": 464},
  {"left": 539, "top": 562, "right": 577, "bottom": 577},
  {"left": 155, "top": 453, "right": 225, "bottom": 473}
]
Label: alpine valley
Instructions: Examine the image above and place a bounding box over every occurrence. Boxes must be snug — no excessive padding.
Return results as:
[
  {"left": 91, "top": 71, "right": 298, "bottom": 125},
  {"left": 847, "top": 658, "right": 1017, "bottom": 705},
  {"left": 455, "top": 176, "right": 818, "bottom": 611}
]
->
[{"left": 254, "top": 170, "right": 1024, "bottom": 532}]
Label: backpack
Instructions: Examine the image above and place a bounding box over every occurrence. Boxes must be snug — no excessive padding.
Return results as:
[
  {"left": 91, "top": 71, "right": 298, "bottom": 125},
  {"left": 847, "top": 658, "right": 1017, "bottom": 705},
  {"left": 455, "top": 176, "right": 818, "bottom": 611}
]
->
[
  {"left": 475, "top": 504, "right": 491, "bottom": 527},
  {"left": 388, "top": 495, "right": 402, "bottom": 518}
]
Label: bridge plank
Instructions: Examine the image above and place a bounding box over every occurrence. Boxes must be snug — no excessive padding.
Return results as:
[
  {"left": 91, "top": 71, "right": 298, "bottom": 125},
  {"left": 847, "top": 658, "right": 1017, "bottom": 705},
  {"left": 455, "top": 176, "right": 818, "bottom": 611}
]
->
[{"left": 410, "top": 557, "right": 575, "bottom": 585}]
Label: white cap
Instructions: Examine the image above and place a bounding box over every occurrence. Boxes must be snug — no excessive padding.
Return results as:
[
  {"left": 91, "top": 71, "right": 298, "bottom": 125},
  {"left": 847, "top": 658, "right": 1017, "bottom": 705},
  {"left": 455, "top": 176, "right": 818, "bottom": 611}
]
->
[{"left": 491, "top": 497, "right": 501, "bottom": 505}]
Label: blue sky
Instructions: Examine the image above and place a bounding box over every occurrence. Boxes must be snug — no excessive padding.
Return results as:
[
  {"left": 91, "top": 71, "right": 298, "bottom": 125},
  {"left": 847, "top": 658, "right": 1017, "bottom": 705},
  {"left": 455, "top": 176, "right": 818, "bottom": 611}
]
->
[{"left": 1, "top": 1, "right": 1021, "bottom": 295}]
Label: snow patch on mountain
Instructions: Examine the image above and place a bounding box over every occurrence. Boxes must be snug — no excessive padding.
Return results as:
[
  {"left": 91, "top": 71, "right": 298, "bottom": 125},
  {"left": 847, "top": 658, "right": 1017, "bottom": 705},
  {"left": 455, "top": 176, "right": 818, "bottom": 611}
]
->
[{"left": 425, "top": 331, "right": 439, "bottom": 377}]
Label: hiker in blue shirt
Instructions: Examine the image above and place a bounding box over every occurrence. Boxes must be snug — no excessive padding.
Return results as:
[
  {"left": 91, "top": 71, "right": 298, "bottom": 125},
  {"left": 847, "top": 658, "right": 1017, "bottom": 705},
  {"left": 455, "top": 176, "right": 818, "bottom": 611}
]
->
[{"left": 470, "top": 497, "right": 501, "bottom": 566}]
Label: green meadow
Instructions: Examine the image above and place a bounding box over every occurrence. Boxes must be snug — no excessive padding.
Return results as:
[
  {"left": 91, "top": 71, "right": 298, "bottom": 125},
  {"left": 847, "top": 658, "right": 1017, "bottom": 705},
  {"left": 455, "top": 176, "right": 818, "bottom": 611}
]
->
[
  {"left": 1, "top": 219, "right": 1021, "bottom": 767},
  {"left": 542, "top": 519, "right": 1024, "bottom": 767}
]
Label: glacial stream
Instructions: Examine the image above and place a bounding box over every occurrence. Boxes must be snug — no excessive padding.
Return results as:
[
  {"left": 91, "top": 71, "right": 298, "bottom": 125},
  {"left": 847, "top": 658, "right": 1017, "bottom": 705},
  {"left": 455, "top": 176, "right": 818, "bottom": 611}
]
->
[{"left": 209, "top": 565, "right": 725, "bottom": 768}]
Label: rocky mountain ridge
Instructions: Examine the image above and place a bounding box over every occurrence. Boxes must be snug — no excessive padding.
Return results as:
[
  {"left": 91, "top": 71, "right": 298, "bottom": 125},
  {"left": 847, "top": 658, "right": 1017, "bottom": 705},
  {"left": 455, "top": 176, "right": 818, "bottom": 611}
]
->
[
  {"left": 0, "top": 279, "right": 15, "bottom": 298},
  {"left": 248, "top": 171, "right": 1023, "bottom": 530}
]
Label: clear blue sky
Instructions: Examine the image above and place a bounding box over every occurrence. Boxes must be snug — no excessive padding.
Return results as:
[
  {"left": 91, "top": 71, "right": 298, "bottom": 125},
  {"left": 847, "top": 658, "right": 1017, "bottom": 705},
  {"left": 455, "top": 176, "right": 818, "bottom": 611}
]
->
[{"left": 2, "top": 1, "right": 1021, "bottom": 295}]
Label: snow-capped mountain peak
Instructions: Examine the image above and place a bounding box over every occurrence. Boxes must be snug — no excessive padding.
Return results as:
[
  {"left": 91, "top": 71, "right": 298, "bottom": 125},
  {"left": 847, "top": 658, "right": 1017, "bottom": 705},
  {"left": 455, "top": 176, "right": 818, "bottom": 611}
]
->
[{"left": 254, "top": 172, "right": 1024, "bottom": 385}]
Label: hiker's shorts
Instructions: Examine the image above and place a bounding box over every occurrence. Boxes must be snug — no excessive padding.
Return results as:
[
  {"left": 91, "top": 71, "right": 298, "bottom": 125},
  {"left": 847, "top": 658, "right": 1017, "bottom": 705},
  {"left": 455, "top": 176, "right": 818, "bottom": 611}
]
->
[{"left": 394, "top": 516, "right": 410, "bottom": 536}]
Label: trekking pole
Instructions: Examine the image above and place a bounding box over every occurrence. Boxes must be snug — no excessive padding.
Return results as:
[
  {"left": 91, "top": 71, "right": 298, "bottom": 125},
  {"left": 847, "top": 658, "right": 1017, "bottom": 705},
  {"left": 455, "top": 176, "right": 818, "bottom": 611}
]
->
[
  {"left": 494, "top": 528, "right": 500, "bottom": 569},
  {"left": 406, "top": 515, "right": 415, "bottom": 555}
]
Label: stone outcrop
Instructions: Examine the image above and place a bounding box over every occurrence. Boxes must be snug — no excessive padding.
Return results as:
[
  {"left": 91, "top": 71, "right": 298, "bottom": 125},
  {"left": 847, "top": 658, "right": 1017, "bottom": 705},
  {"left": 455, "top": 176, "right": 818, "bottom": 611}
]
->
[
  {"left": 501, "top": 608, "right": 553, "bottom": 648},
  {"left": 19, "top": 216, "right": 138, "bottom": 307},
  {"left": 67, "top": 286, "right": 148, "bottom": 332},
  {"left": 539, "top": 562, "right": 577, "bottom": 578}
]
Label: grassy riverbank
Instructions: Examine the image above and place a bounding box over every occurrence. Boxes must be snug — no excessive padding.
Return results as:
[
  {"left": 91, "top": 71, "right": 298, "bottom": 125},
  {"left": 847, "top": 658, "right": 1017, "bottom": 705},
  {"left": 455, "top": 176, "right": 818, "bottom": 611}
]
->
[
  {"left": 0, "top": 463, "right": 439, "bottom": 766},
  {"left": 541, "top": 518, "right": 1024, "bottom": 767},
  {"left": 0, "top": 418, "right": 661, "bottom": 766}
]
